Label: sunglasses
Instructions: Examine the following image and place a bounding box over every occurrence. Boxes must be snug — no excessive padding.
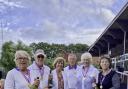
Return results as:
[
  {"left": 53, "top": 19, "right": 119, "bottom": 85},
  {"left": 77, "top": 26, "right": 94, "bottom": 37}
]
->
[{"left": 37, "top": 55, "right": 44, "bottom": 58}]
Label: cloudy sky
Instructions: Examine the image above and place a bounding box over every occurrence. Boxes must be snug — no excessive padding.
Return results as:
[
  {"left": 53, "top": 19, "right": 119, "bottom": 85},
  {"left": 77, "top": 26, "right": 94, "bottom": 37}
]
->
[{"left": 0, "top": 0, "right": 128, "bottom": 46}]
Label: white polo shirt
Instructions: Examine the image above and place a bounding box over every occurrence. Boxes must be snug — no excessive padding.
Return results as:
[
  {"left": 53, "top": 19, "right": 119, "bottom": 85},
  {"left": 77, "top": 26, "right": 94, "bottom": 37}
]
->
[
  {"left": 64, "top": 65, "right": 81, "bottom": 89},
  {"left": 28, "top": 61, "right": 50, "bottom": 89}
]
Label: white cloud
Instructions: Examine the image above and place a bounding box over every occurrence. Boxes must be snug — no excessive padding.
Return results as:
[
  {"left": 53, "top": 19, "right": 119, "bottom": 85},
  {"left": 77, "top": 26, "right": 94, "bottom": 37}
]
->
[
  {"left": 16, "top": 25, "right": 105, "bottom": 46},
  {"left": 10, "top": 0, "right": 116, "bottom": 27},
  {"left": 64, "top": 27, "right": 105, "bottom": 45},
  {"left": 0, "top": 29, "right": 21, "bottom": 44},
  {"left": 100, "top": 8, "right": 115, "bottom": 23},
  {"left": 0, "top": 0, "right": 24, "bottom": 8},
  {"left": 1, "top": 0, "right": 124, "bottom": 46},
  {"left": 0, "top": 24, "right": 105, "bottom": 46},
  {"left": 93, "top": 0, "right": 116, "bottom": 7},
  {"left": 0, "top": 0, "right": 24, "bottom": 20}
]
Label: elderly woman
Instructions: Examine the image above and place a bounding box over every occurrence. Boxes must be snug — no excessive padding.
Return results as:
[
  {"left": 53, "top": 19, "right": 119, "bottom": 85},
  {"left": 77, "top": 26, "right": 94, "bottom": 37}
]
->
[
  {"left": 96, "top": 56, "right": 120, "bottom": 89},
  {"left": 50, "top": 57, "right": 67, "bottom": 89},
  {"left": 5, "top": 50, "right": 39, "bottom": 89},
  {"left": 79, "top": 52, "right": 99, "bottom": 89}
]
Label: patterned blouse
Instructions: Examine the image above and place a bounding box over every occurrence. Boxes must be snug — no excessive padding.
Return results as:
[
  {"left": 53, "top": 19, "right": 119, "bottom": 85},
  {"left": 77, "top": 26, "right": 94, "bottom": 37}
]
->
[{"left": 57, "top": 72, "right": 64, "bottom": 89}]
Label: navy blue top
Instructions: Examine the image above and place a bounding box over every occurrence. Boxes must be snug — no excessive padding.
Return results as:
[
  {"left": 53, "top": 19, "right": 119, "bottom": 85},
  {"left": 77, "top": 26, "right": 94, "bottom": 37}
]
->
[{"left": 97, "top": 70, "right": 116, "bottom": 89}]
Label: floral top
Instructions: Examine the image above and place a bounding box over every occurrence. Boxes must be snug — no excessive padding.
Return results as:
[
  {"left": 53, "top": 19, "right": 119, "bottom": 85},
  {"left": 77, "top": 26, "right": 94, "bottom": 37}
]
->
[{"left": 57, "top": 72, "right": 64, "bottom": 89}]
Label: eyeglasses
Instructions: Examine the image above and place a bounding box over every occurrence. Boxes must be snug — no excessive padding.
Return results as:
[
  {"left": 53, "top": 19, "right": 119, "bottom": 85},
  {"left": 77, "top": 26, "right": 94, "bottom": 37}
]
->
[
  {"left": 17, "top": 57, "right": 28, "bottom": 60},
  {"left": 37, "top": 55, "right": 44, "bottom": 58}
]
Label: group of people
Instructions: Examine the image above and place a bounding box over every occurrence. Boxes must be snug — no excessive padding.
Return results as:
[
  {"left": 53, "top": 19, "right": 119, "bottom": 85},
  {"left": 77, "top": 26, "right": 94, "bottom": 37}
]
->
[{"left": 3, "top": 49, "right": 120, "bottom": 89}]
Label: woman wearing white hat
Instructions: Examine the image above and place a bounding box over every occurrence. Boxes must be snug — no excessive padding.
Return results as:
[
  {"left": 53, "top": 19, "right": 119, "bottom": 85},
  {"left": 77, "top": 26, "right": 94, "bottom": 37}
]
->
[
  {"left": 79, "top": 52, "right": 99, "bottom": 89},
  {"left": 28, "top": 49, "right": 50, "bottom": 89}
]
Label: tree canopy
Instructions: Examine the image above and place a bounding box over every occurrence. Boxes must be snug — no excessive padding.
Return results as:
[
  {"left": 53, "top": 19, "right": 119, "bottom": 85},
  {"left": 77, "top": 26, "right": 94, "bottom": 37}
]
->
[{"left": 0, "top": 41, "right": 88, "bottom": 72}]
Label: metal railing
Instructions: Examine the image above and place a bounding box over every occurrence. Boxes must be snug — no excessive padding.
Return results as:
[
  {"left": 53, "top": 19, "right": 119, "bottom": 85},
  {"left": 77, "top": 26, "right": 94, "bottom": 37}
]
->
[
  {"left": 112, "top": 57, "right": 128, "bottom": 89},
  {"left": 116, "top": 71, "right": 128, "bottom": 89}
]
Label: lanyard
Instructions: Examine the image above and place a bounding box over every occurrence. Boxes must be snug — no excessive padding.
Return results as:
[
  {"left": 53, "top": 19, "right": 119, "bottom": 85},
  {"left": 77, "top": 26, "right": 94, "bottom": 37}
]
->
[
  {"left": 16, "top": 68, "right": 31, "bottom": 83},
  {"left": 100, "top": 69, "right": 111, "bottom": 87},
  {"left": 82, "top": 66, "right": 89, "bottom": 78},
  {"left": 100, "top": 75, "right": 106, "bottom": 86},
  {"left": 36, "top": 63, "right": 44, "bottom": 78}
]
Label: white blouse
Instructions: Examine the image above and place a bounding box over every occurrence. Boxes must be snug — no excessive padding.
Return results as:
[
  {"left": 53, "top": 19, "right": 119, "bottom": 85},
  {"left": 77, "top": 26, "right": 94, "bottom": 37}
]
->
[
  {"left": 79, "top": 65, "right": 99, "bottom": 89},
  {"left": 5, "top": 68, "right": 32, "bottom": 89}
]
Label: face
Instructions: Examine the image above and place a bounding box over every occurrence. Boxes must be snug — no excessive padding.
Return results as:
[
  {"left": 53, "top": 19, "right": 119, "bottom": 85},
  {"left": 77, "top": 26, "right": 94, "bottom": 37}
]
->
[
  {"left": 55, "top": 60, "right": 64, "bottom": 71},
  {"left": 35, "top": 54, "right": 44, "bottom": 67},
  {"left": 68, "top": 54, "right": 77, "bottom": 66},
  {"left": 100, "top": 58, "right": 110, "bottom": 70},
  {"left": 82, "top": 58, "right": 90, "bottom": 67},
  {"left": 16, "top": 55, "right": 29, "bottom": 71}
]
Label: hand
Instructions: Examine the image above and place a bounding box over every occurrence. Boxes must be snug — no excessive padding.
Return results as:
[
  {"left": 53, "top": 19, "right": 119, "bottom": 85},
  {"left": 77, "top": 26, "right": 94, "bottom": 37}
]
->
[
  {"left": 49, "top": 74, "right": 53, "bottom": 80},
  {"left": 44, "top": 87, "right": 49, "bottom": 89},
  {"left": 33, "top": 77, "right": 40, "bottom": 88},
  {"left": 92, "top": 83, "right": 97, "bottom": 88}
]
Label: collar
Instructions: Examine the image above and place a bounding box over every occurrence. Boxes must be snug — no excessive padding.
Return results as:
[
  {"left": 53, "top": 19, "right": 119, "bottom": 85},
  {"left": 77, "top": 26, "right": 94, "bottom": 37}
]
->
[
  {"left": 82, "top": 65, "right": 90, "bottom": 69},
  {"left": 33, "top": 61, "right": 44, "bottom": 69},
  {"left": 68, "top": 65, "right": 77, "bottom": 70}
]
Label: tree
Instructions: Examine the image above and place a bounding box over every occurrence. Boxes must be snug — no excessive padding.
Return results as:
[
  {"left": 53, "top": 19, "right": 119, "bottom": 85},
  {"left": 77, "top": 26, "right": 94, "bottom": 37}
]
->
[
  {"left": 30, "top": 42, "right": 88, "bottom": 59},
  {"left": 15, "top": 41, "right": 32, "bottom": 56},
  {"left": 29, "top": 42, "right": 89, "bottom": 68},
  {"left": 0, "top": 41, "right": 32, "bottom": 72},
  {"left": 0, "top": 41, "right": 89, "bottom": 72},
  {"left": 0, "top": 41, "right": 15, "bottom": 72}
]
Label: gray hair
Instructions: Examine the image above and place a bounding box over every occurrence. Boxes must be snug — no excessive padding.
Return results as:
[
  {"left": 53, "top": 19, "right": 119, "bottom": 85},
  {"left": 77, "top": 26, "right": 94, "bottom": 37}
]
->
[
  {"left": 68, "top": 53, "right": 77, "bottom": 59},
  {"left": 14, "top": 50, "right": 31, "bottom": 62},
  {"left": 81, "top": 52, "right": 92, "bottom": 62}
]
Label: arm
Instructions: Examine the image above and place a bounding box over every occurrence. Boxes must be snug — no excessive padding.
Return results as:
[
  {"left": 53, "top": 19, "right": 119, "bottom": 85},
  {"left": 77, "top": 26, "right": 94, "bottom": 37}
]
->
[
  {"left": 110, "top": 73, "right": 120, "bottom": 89},
  {"left": 91, "top": 69, "right": 99, "bottom": 88},
  {"left": 4, "top": 71, "right": 15, "bottom": 89},
  {"left": 63, "top": 69, "right": 69, "bottom": 89},
  {"left": 94, "top": 69, "right": 99, "bottom": 84},
  {"left": 89, "top": 68, "right": 99, "bottom": 83}
]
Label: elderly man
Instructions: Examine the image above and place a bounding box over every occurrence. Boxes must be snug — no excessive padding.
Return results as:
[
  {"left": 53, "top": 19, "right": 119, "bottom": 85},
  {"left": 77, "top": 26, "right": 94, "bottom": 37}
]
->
[
  {"left": 28, "top": 49, "right": 50, "bottom": 89},
  {"left": 64, "top": 53, "right": 81, "bottom": 89}
]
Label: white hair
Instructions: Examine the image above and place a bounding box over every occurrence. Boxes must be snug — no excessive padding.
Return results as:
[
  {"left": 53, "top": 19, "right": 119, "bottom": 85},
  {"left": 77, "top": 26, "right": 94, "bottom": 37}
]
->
[
  {"left": 81, "top": 52, "right": 92, "bottom": 62},
  {"left": 14, "top": 50, "right": 31, "bottom": 62}
]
